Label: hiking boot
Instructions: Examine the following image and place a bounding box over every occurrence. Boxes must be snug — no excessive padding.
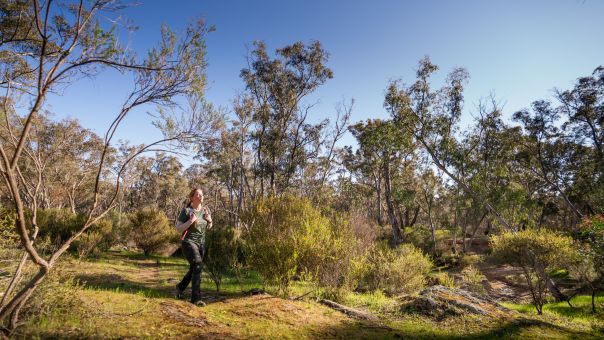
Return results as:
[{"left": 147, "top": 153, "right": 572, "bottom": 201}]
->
[
  {"left": 192, "top": 299, "right": 206, "bottom": 307},
  {"left": 175, "top": 285, "right": 185, "bottom": 299}
]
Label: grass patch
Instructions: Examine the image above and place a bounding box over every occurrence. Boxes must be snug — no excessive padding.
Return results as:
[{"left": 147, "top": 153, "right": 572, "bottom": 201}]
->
[{"left": 503, "top": 294, "right": 604, "bottom": 319}]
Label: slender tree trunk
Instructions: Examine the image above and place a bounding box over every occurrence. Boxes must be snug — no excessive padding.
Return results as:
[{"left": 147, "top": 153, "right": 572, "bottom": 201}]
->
[
  {"left": 426, "top": 200, "right": 437, "bottom": 256},
  {"left": 466, "top": 211, "right": 487, "bottom": 253},
  {"left": 383, "top": 160, "right": 402, "bottom": 245},
  {"left": 376, "top": 174, "right": 383, "bottom": 226}
]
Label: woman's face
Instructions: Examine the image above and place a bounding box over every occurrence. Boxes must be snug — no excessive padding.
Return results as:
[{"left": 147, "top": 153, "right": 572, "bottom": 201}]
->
[{"left": 190, "top": 189, "right": 204, "bottom": 206}]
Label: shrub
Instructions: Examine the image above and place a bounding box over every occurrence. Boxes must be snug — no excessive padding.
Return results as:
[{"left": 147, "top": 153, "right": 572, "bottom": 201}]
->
[
  {"left": 571, "top": 215, "right": 604, "bottom": 312},
  {"left": 128, "top": 208, "right": 179, "bottom": 256},
  {"left": 459, "top": 265, "right": 486, "bottom": 294},
  {"left": 308, "top": 212, "right": 366, "bottom": 300},
  {"left": 432, "top": 271, "right": 455, "bottom": 289},
  {"left": 241, "top": 195, "right": 330, "bottom": 295},
  {"left": 72, "top": 219, "right": 114, "bottom": 258},
  {"left": 363, "top": 243, "right": 433, "bottom": 295},
  {"left": 34, "top": 209, "right": 86, "bottom": 246},
  {"left": 204, "top": 226, "right": 239, "bottom": 291},
  {"left": 313, "top": 210, "right": 380, "bottom": 300},
  {"left": 0, "top": 206, "right": 18, "bottom": 248},
  {"left": 459, "top": 254, "right": 484, "bottom": 269},
  {"left": 490, "top": 229, "right": 577, "bottom": 314}
]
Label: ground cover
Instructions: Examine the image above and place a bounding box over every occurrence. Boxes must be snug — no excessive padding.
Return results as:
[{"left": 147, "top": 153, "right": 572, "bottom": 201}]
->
[{"left": 12, "top": 250, "right": 604, "bottom": 339}]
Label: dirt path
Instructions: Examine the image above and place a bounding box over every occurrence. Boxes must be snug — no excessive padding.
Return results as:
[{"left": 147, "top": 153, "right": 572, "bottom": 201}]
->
[{"left": 477, "top": 261, "right": 532, "bottom": 303}]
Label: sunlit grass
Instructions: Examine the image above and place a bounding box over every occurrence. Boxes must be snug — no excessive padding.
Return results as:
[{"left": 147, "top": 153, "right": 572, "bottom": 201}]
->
[{"left": 502, "top": 294, "right": 604, "bottom": 319}]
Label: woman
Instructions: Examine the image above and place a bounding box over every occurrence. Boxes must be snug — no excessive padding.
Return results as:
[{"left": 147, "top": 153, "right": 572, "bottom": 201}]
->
[{"left": 175, "top": 188, "right": 213, "bottom": 306}]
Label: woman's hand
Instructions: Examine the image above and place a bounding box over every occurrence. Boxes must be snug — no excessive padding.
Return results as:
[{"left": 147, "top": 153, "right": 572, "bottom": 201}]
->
[
  {"left": 189, "top": 210, "right": 198, "bottom": 224},
  {"left": 203, "top": 208, "right": 213, "bottom": 226}
]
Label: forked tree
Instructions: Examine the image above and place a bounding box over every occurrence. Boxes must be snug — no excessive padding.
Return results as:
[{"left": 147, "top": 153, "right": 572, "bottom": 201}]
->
[{"left": 0, "top": 0, "right": 214, "bottom": 333}]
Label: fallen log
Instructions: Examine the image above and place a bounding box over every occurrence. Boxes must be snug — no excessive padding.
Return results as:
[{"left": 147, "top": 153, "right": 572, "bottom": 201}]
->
[{"left": 319, "top": 299, "right": 378, "bottom": 321}]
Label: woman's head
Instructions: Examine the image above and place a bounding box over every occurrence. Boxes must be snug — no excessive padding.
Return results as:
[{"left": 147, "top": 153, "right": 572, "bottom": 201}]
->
[{"left": 187, "top": 188, "right": 204, "bottom": 207}]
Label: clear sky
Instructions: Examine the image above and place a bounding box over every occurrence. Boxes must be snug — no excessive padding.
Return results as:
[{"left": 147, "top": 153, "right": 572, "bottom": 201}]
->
[{"left": 47, "top": 0, "right": 604, "bottom": 163}]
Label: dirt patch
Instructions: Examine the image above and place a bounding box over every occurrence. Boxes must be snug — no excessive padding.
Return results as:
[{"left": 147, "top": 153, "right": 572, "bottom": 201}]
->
[
  {"left": 161, "top": 300, "right": 210, "bottom": 327},
  {"left": 476, "top": 261, "right": 532, "bottom": 303},
  {"left": 222, "top": 294, "right": 312, "bottom": 324}
]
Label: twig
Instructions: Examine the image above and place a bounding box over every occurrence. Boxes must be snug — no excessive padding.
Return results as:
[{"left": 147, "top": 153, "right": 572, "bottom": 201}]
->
[{"left": 290, "top": 290, "right": 314, "bottom": 301}]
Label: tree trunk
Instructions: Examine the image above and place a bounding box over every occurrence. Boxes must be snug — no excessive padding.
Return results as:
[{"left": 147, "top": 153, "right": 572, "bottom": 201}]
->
[
  {"left": 383, "top": 161, "right": 402, "bottom": 245},
  {"left": 0, "top": 267, "right": 48, "bottom": 326},
  {"left": 427, "top": 203, "right": 437, "bottom": 256},
  {"left": 466, "top": 211, "right": 487, "bottom": 253}
]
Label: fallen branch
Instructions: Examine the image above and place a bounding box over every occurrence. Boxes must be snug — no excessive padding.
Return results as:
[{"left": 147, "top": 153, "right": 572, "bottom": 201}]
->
[
  {"left": 290, "top": 290, "right": 314, "bottom": 301},
  {"left": 318, "top": 299, "right": 378, "bottom": 321}
]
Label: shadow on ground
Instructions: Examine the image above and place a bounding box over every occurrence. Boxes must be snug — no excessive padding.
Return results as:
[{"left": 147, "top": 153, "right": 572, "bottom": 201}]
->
[
  {"left": 312, "top": 317, "right": 600, "bottom": 339},
  {"left": 75, "top": 272, "right": 261, "bottom": 304}
]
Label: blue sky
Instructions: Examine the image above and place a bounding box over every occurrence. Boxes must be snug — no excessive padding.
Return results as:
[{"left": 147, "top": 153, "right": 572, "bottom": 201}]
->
[{"left": 47, "top": 0, "right": 604, "bottom": 163}]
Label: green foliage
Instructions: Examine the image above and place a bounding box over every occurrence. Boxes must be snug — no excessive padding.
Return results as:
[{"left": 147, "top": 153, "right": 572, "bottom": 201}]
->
[
  {"left": 204, "top": 226, "right": 239, "bottom": 291},
  {"left": 569, "top": 215, "right": 604, "bottom": 311},
  {"left": 35, "top": 208, "right": 86, "bottom": 245},
  {"left": 490, "top": 229, "right": 578, "bottom": 314},
  {"left": 72, "top": 219, "right": 114, "bottom": 258},
  {"left": 128, "top": 208, "right": 179, "bottom": 256},
  {"left": 459, "top": 254, "right": 484, "bottom": 269},
  {"left": 578, "top": 215, "right": 604, "bottom": 264},
  {"left": 241, "top": 41, "right": 333, "bottom": 194},
  {"left": 241, "top": 195, "right": 328, "bottom": 294},
  {"left": 490, "top": 229, "right": 575, "bottom": 270},
  {"left": 241, "top": 195, "right": 361, "bottom": 296},
  {"left": 304, "top": 211, "right": 364, "bottom": 300},
  {"left": 0, "top": 206, "right": 18, "bottom": 248},
  {"left": 432, "top": 271, "right": 455, "bottom": 289},
  {"left": 361, "top": 243, "right": 433, "bottom": 295}
]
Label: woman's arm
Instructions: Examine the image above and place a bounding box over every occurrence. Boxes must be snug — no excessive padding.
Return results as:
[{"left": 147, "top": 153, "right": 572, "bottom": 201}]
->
[
  {"left": 175, "top": 219, "right": 192, "bottom": 233},
  {"left": 175, "top": 208, "right": 197, "bottom": 233}
]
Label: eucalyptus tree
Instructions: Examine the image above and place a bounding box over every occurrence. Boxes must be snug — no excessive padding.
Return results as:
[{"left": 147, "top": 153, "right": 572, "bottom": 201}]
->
[
  {"left": 513, "top": 100, "right": 584, "bottom": 223},
  {"left": 0, "top": 0, "right": 213, "bottom": 331},
  {"left": 241, "top": 41, "right": 333, "bottom": 196},
  {"left": 385, "top": 56, "right": 567, "bottom": 300},
  {"left": 348, "top": 118, "right": 419, "bottom": 245},
  {"left": 557, "top": 67, "right": 604, "bottom": 215}
]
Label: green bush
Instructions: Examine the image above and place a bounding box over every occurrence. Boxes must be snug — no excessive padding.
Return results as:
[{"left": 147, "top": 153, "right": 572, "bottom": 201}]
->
[
  {"left": 72, "top": 219, "right": 114, "bottom": 258},
  {"left": 241, "top": 195, "right": 328, "bottom": 295},
  {"left": 204, "top": 226, "right": 239, "bottom": 291},
  {"left": 0, "top": 206, "right": 18, "bottom": 248},
  {"left": 129, "top": 208, "right": 179, "bottom": 256},
  {"left": 22, "top": 266, "right": 84, "bottom": 323},
  {"left": 362, "top": 243, "right": 433, "bottom": 295},
  {"left": 490, "top": 229, "right": 577, "bottom": 314},
  {"left": 432, "top": 271, "right": 455, "bottom": 288},
  {"left": 34, "top": 208, "right": 86, "bottom": 246},
  {"left": 459, "top": 265, "right": 486, "bottom": 294},
  {"left": 307, "top": 212, "right": 365, "bottom": 300},
  {"left": 570, "top": 215, "right": 604, "bottom": 312}
]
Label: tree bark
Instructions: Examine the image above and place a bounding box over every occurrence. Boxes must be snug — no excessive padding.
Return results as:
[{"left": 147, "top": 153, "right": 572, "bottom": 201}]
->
[{"left": 383, "top": 160, "right": 402, "bottom": 245}]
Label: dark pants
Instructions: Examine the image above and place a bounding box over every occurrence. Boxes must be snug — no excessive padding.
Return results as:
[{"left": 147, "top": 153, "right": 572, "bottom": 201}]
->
[{"left": 177, "top": 240, "right": 204, "bottom": 303}]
